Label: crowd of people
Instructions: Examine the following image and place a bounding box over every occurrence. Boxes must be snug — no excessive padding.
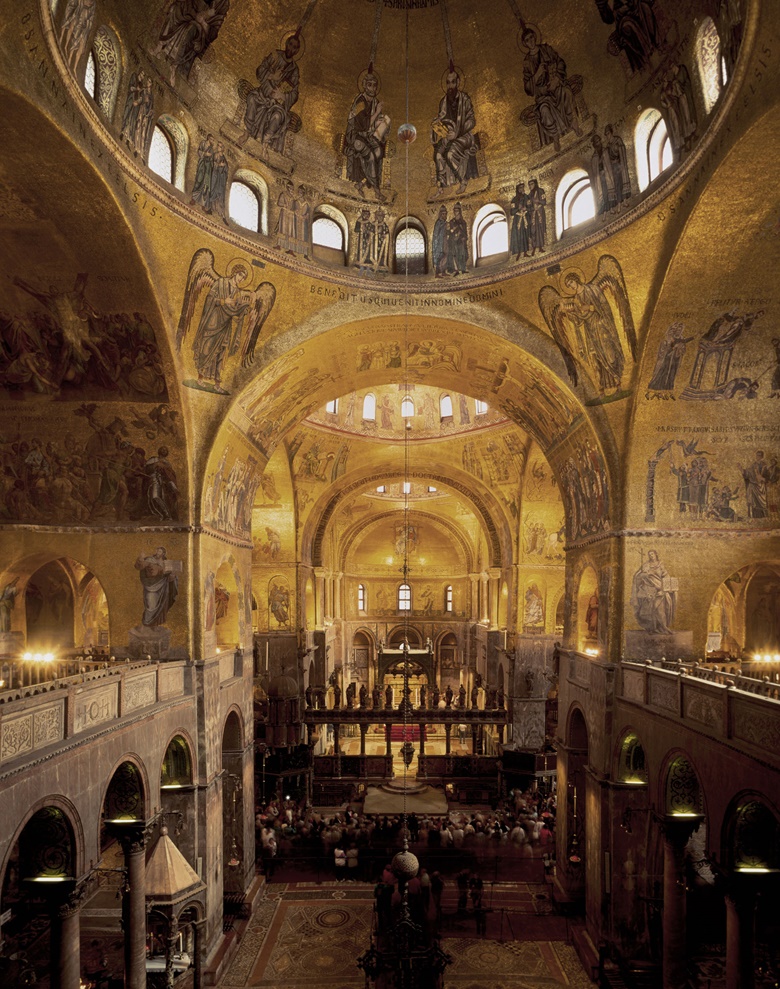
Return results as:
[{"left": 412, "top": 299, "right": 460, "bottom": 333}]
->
[{"left": 255, "top": 786, "right": 557, "bottom": 892}]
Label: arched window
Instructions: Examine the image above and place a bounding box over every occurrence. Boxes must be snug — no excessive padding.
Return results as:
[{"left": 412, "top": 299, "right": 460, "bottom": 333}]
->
[
  {"left": 402, "top": 481, "right": 411, "bottom": 494},
  {"left": 473, "top": 203, "right": 509, "bottom": 263},
  {"left": 398, "top": 584, "right": 411, "bottom": 611},
  {"left": 401, "top": 395, "right": 415, "bottom": 418},
  {"left": 362, "top": 393, "right": 376, "bottom": 421},
  {"left": 325, "top": 398, "right": 339, "bottom": 414},
  {"left": 376, "top": 485, "right": 386, "bottom": 493},
  {"left": 153, "top": 115, "right": 188, "bottom": 190},
  {"left": 357, "top": 584, "right": 365, "bottom": 611},
  {"left": 229, "top": 181, "right": 261, "bottom": 233},
  {"left": 696, "top": 17, "right": 723, "bottom": 112},
  {"left": 161, "top": 736, "right": 193, "bottom": 787},
  {"left": 313, "top": 216, "right": 343, "bottom": 250},
  {"left": 475, "top": 399, "right": 488, "bottom": 416},
  {"left": 617, "top": 732, "right": 648, "bottom": 784},
  {"left": 635, "top": 109, "right": 673, "bottom": 192},
  {"left": 84, "top": 51, "right": 97, "bottom": 99},
  {"left": 231, "top": 169, "right": 268, "bottom": 234},
  {"left": 445, "top": 585, "right": 453, "bottom": 612},
  {"left": 394, "top": 218, "right": 426, "bottom": 275},
  {"left": 556, "top": 168, "right": 596, "bottom": 237},
  {"left": 148, "top": 125, "right": 174, "bottom": 184},
  {"left": 440, "top": 394, "right": 453, "bottom": 420},
  {"left": 312, "top": 205, "right": 348, "bottom": 266}
]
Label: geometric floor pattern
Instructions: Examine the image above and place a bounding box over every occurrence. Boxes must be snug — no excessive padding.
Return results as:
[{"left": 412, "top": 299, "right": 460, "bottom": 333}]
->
[{"left": 217, "top": 881, "right": 597, "bottom": 988}]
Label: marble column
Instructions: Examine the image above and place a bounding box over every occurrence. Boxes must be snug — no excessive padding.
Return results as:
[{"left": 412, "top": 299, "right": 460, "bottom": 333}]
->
[
  {"left": 725, "top": 882, "right": 758, "bottom": 989},
  {"left": 385, "top": 723, "right": 393, "bottom": 758},
  {"left": 360, "top": 722, "right": 367, "bottom": 756},
  {"left": 117, "top": 828, "right": 148, "bottom": 989},
  {"left": 660, "top": 815, "right": 702, "bottom": 989},
  {"left": 50, "top": 885, "right": 82, "bottom": 989},
  {"left": 444, "top": 723, "right": 451, "bottom": 755},
  {"left": 192, "top": 918, "right": 206, "bottom": 989}
]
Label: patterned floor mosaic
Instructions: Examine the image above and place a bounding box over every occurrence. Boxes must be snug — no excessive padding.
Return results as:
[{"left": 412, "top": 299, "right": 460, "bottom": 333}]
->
[{"left": 217, "top": 882, "right": 596, "bottom": 988}]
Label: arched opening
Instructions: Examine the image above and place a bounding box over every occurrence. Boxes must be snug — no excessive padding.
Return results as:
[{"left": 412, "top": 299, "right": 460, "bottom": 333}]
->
[
  {"left": 229, "top": 180, "right": 261, "bottom": 233},
  {"left": 148, "top": 123, "right": 175, "bottom": 184},
  {"left": 0, "top": 805, "right": 80, "bottom": 984},
  {"left": 231, "top": 168, "right": 269, "bottom": 234},
  {"left": 312, "top": 205, "right": 348, "bottom": 266},
  {"left": 221, "top": 712, "right": 245, "bottom": 892},
  {"left": 473, "top": 203, "right": 509, "bottom": 264},
  {"left": 556, "top": 168, "right": 596, "bottom": 237},
  {"left": 616, "top": 730, "right": 648, "bottom": 784},
  {"left": 160, "top": 735, "right": 197, "bottom": 865},
  {"left": 664, "top": 754, "right": 702, "bottom": 817},
  {"left": 635, "top": 109, "right": 673, "bottom": 191},
  {"left": 394, "top": 217, "right": 427, "bottom": 275},
  {"left": 91, "top": 25, "right": 122, "bottom": 120},
  {"left": 563, "top": 708, "right": 589, "bottom": 889},
  {"left": 362, "top": 392, "right": 376, "bottom": 421},
  {"left": 25, "top": 560, "right": 75, "bottom": 651}
]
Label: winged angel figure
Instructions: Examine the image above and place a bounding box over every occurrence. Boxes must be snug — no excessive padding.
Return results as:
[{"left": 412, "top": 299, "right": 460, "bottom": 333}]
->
[
  {"left": 538, "top": 255, "right": 636, "bottom": 396},
  {"left": 175, "top": 249, "right": 276, "bottom": 394}
]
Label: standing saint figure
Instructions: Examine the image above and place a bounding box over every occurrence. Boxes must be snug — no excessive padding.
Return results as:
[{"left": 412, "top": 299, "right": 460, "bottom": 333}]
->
[
  {"left": 189, "top": 134, "right": 215, "bottom": 211},
  {"left": 446, "top": 204, "right": 468, "bottom": 276},
  {"left": 0, "top": 579, "right": 19, "bottom": 632},
  {"left": 176, "top": 249, "right": 277, "bottom": 391},
  {"left": 630, "top": 549, "right": 676, "bottom": 633},
  {"left": 604, "top": 125, "right": 632, "bottom": 208},
  {"left": 237, "top": 34, "right": 301, "bottom": 153},
  {"left": 275, "top": 180, "right": 296, "bottom": 253},
  {"left": 135, "top": 546, "right": 179, "bottom": 627},
  {"left": 431, "top": 68, "right": 478, "bottom": 195},
  {"left": 345, "top": 71, "right": 390, "bottom": 202},
  {"left": 646, "top": 322, "right": 694, "bottom": 398},
  {"left": 59, "top": 0, "right": 96, "bottom": 71},
  {"left": 527, "top": 179, "right": 547, "bottom": 256},
  {"left": 432, "top": 205, "right": 448, "bottom": 277},
  {"left": 509, "top": 182, "right": 530, "bottom": 259}
]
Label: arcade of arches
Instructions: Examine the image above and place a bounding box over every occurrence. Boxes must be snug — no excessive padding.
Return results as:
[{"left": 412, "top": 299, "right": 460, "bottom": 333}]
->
[{"left": 0, "top": 0, "right": 779, "bottom": 987}]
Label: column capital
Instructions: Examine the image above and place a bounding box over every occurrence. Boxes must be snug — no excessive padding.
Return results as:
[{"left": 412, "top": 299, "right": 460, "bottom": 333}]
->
[{"left": 657, "top": 813, "right": 704, "bottom": 844}]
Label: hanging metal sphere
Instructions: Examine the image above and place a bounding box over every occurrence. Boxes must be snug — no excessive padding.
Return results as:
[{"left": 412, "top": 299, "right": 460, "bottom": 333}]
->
[
  {"left": 392, "top": 848, "right": 420, "bottom": 881},
  {"left": 397, "top": 122, "right": 417, "bottom": 144}
]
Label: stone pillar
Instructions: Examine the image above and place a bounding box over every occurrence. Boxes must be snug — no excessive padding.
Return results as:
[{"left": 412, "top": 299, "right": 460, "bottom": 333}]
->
[
  {"left": 480, "top": 572, "right": 490, "bottom": 624},
  {"left": 725, "top": 883, "right": 757, "bottom": 989},
  {"left": 192, "top": 918, "right": 206, "bottom": 989},
  {"left": 469, "top": 574, "right": 479, "bottom": 622},
  {"left": 488, "top": 568, "right": 501, "bottom": 627},
  {"left": 334, "top": 573, "right": 343, "bottom": 619},
  {"left": 360, "top": 722, "right": 367, "bottom": 756},
  {"left": 50, "top": 886, "right": 81, "bottom": 989},
  {"left": 444, "top": 723, "right": 452, "bottom": 755},
  {"left": 385, "top": 723, "right": 392, "bottom": 758},
  {"left": 119, "top": 830, "right": 147, "bottom": 989},
  {"left": 164, "top": 915, "right": 179, "bottom": 989},
  {"left": 313, "top": 568, "right": 327, "bottom": 626},
  {"left": 660, "top": 815, "right": 702, "bottom": 989},
  {"left": 418, "top": 723, "right": 425, "bottom": 757}
]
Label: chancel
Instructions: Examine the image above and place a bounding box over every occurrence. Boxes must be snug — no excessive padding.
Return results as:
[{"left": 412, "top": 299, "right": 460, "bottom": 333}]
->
[{"left": 0, "top": 0, "right": 779, "bottom": 988}]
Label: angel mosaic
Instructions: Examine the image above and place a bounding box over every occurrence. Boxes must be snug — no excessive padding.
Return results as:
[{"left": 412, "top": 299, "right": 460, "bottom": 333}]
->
[
  {"left": 175, "top": 250, "right": 276, "bottom": 394},
  {"left": 538, "top": 255, "right": 636, "bottom": 398}
]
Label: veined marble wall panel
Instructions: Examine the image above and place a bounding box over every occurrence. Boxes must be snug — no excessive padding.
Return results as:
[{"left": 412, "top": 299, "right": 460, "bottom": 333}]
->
[
  {"left": 647, "top": 675, "right": 678, "bottom": 712},
  {"left": 158, "top": 665, "right": 185, "bottom": 699},
  {"left": 621, "top": 668, "right": 645, "bottom": 703},
  {"left": 73, "top": 684, "right": 118, "bottom": 734},
  {"left": 683, "top": 685, "right": 725, "bottom": 730},
  {"left": 219, "top": 651, "right": 235, "bottom": 681},
  {"left": 123, "top": 672, "right": 157, "bottom": 713},
  {"left": 1, "top": 701, "right": 65, "bottom": 764},
  {"left": 732, "top": 700, "right": 780, "bottom": 756}
]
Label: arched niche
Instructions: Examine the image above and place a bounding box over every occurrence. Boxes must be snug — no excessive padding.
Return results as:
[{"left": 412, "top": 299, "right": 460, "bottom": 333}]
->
[
  {"left": 161, "top": 734, "right": 194, "bottom": 789},
  {"left": 103, "top": 759, "right": 147, "bottom": 826},
  {"left": 498, "top": 579, "right": 509, "bottom": 628},
  {"left": 724, "top": 795, "right": 780, "bottom": 873},
  {"left": 577, "top": 565, "right": 599, "bottom": 653},
  {"left": 25, "top": 560, "right": 75, "bottom": 650},
  {"left": 304, "top": 576, "right": 315, "bottom": 627},
  {"left": 615, "top": 729, "right": 648, "bottom": 785},
  {"left": 160, "top": 733, "right": 197, "bottom": 863},
  {"left": 663, "top": 753, "right": 703, "bottom": 817},
  {"left": 221, "top": 711, "right": 245, "bottom": 892}
]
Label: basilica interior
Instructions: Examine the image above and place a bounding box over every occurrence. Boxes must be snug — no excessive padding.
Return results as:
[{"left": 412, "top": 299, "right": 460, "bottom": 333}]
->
[{"left": 0, "top": 0, "right": 779, "bottom": 987}]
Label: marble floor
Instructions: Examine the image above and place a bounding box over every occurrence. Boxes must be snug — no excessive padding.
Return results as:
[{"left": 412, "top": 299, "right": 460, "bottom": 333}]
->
[{"left": 217, "top": 880, "right": 597, "bottom": 988}]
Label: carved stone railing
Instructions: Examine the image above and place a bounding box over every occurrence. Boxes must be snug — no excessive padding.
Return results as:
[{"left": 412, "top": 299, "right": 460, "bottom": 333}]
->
[
  {"left": 0, "top": 659, "right": 191, "bottom": 770},
  {"left": 619, "top": 660, "right": 780, "bottom": 767}
]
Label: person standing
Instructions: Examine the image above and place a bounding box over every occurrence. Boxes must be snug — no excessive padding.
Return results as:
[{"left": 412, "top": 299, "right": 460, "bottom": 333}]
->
[
  {"left": 509, "top": 182, "right": 530, "bottom": 259},
  {"left": 527, "top": 179, "right": 547, "bottom": 255}
]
